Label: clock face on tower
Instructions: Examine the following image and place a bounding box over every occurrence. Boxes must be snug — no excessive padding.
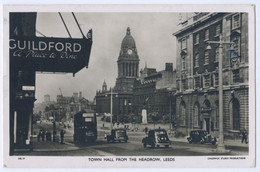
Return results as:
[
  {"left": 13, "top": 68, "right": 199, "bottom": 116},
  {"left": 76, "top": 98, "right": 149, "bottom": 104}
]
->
[{"left": 127, "top": 49, "right": 133, "bottom": 55}]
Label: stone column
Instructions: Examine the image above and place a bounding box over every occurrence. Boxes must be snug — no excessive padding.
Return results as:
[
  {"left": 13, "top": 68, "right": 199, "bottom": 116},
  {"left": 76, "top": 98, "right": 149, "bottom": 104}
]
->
[
  {"left": 133, "top": 63, "right": 136, "bottom": 77},
  {"left": 123, "top": 63, "right": 125, "bottom": 76}
]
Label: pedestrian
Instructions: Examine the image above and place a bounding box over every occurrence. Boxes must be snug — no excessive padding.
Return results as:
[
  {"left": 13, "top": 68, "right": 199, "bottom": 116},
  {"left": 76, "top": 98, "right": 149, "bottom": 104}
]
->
[
  {"left": 53, "top": 121, "right": 56, "bottom": 131},
  {"left": 60, "top": 129, "right": 65, "bottom": 144},
  {"left": 53, "top": 130, "right": 57, "bottom": 142},
  {"left": 144, "top": 127, "right": 148, "bottom": 134},
  {"left": 41, "top": 130, "right": 45, "bottom": 141},
  {"left": 46, "top": 131, "right": 51, "bottom": 141},
  {"left": 241, "top": 129, "right": 248, "bottom": 144},
  {"left": 37, "top": 130, "right": 41, "bottom": 141}
]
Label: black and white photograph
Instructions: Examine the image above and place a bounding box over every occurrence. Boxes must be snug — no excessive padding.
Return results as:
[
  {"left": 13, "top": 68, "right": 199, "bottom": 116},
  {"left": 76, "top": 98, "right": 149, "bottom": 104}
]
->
[{"left": 2, "top": 4, "right": 256, "bottom": 168}]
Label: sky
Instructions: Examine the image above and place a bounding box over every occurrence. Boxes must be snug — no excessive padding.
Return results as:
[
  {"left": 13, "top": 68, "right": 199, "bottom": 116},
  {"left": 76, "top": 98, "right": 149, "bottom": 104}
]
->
[{"left": 35, "top": 12, "right": 180, "bottom": 103}]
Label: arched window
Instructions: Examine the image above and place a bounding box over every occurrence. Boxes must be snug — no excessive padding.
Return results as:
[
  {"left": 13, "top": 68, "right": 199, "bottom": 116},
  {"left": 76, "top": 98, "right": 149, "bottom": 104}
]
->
[
  {"left": 232, "top": 98, "right": 240, "bottom": 130},
  {"left": 194, "top": 103, "right": 200, "bottom": 127},
  {"left": 179, "top": 101, "right": 186, "bottom": 126}
]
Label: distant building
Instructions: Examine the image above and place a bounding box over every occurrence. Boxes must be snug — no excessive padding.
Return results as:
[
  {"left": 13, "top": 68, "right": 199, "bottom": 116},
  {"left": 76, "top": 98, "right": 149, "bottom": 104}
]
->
[
  {"left": 96, "top": 27, "right": 140, "bottom": 122},
  {"left": 44, "top": 94, "right": 50, "bottom": 103},
  {"left": 173, "top": 13, "right": 248, "bottom": 136},
  {"left": 132, "top": 63, "right": 177, "bottom": 123}
]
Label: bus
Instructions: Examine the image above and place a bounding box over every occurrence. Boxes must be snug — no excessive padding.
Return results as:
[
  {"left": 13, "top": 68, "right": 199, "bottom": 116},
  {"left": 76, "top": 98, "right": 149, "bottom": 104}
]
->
[{"left": 73, "top": 111, "right": 97, "bottom": 143}]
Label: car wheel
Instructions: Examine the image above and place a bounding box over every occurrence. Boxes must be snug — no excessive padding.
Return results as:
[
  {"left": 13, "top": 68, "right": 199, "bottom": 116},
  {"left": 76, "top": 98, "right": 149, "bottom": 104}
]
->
[
  {"left": 212, "top": 141, "right": 216, "bottom": 145},
  {"left": 143, "top": 143, "right": 147, "bottom": 148}
]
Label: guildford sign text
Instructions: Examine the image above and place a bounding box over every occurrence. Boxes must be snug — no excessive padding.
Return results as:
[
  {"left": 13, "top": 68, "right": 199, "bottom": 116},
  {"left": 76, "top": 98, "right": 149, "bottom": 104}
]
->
[{"left": 10, "top": 32, "right": 92, "bottom": 74}]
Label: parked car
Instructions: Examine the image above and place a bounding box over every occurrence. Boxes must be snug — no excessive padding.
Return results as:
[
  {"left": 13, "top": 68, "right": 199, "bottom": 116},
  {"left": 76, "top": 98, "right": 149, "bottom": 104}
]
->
[
  {"left": 106, "top": 128, "right": 128, "bottom": 143},
  {"left": 187, "top": 130, "right": 216, "bottom": 145},
  {"left": 142, "top": 129, "right": 170, "bottom": 148}
]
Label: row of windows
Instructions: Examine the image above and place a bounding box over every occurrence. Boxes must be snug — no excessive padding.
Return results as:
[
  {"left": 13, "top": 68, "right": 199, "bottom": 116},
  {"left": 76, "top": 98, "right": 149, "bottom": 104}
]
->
[
  {"left": 181, "top": 48, "right": 219, "bottom": 70},
  {"left": 194, "top": 24, "right": 221, "bottom": 45},
  {"left": 179, "top": 69, "right": 240, "bottom": 91},
  {"left": 193, "top": 14, "right": 240, "bottom": 46}
]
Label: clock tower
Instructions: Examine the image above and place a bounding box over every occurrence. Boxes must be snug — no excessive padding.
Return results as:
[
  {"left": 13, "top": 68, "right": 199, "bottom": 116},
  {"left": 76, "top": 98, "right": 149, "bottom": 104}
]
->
[{"left": 114, "top": 27, "right": 140, "bottom": 92}]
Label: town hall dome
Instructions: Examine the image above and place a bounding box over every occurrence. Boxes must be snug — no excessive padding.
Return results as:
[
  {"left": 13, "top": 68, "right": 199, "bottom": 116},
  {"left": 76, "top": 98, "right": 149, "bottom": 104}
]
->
[{"left": 121, "top": 27, "right": 136, "bottom": 49}]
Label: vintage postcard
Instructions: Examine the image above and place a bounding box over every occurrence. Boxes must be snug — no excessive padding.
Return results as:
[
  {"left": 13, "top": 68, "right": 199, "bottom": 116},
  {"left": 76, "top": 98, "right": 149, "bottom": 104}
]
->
[{"left": 2, "top": 4, "right": 255, "bottom": 168}]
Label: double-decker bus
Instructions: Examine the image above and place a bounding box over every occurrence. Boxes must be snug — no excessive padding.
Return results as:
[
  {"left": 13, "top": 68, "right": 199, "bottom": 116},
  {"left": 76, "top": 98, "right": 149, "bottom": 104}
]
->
[{"left": 73, "top": 111, "right": 97, "bottom": 143}]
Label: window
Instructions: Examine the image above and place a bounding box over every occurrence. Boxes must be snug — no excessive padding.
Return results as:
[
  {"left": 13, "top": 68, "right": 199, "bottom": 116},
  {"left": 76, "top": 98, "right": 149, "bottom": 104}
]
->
[
  {"left": 194, "top": 104, "right": 200, "bottom": 127},
  {"left": 232, "top": 14, "right": 240, "bottom": 29},
  {"left": 181, "top": 38, "right": 187, "bottom": 50},
  {"left": 233, "top": 69, "right": 240, "bottom": 83},
  {"left": 195, "top": 53, "right": 199, "bottom": 67},
  {"left": 180, "top": 102, "right": 186, "bottom": 126},
  {"left": 231, "top": 35, "right": 240, "bottom": 58},
  {"left": 182, "top": 79, "right": 187, "bottom": 90},
  {"left": 214, "top": 73, "right": 219, "bottom": 87},
  {"left": 215, "top": 24, "right": 221, "bottom": 36},
  {"left": 204, "top": 74, "right": 210, "bottom": 88},
  {"left": 215, "top": 47, "right": 219, "bottom": 62},
  {"left": 204, "top": 51, "right": 209, "bottom": 65},
  {"left": 194, "top": 76, "right": 200, "bottom": 89},
  {"left": 232, "top": 99, "right": 240, "bottom": 130},
  {"left": 195, "top": 34, "right": 199, "bottom": 44},
  {"left": 205, "top": 29, "right": 209, "bottom": 41},
  {"left": 182, "top": 55, "right": 186, "bottom": 70}
]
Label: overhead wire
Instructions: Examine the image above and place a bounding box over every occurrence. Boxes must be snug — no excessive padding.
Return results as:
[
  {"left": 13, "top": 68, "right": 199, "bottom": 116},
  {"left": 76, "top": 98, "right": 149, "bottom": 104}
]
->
[
  {"left": 58, "top": 12, "right": 72, "bottom": 38},
  {"left": 72, "top": 12, "right": 85, "bottom": 38}
]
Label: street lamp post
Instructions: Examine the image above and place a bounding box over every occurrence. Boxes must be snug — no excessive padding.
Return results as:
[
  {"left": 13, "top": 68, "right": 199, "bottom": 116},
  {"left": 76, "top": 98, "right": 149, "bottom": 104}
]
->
[
  {"left": 110, "top": 88, "right": 113, "bottom": 130},
  {"left": 109, "top": 88, "right": 118, "bottom": 130},
  {"left": 206, "top": 34, "right": 234, "bottom": 152}
]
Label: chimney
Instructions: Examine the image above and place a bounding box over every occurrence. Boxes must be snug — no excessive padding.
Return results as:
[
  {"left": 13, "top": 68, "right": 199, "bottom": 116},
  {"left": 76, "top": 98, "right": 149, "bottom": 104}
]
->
[{"left": 79, "top": 91, "right": 82, "bottom": 98}]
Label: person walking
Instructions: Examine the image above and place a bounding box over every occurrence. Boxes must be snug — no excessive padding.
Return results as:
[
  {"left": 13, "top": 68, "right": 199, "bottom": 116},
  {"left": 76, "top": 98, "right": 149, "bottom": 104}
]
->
[
  {"left": 53, "top": 130, "right": 57, "bottom": 142},
  {"left": 37, "top": 130, "right": 41, "bottom": 141},
  {"left": 241, "top": 129, "right": 248, "bottom": 144},
  {"left": 41, "top": 130, "right": 45, "bottom": 141},
  {"left": 60, "top": 130, "right": 65, "bottom": 144},
  {"left": 144, "top": 127, "right": 148, "bottom": 134}
]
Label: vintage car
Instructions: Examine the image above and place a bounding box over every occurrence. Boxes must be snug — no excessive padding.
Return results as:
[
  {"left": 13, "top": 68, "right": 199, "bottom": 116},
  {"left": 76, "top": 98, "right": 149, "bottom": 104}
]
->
[
  {"left": 106, "top": 128, "right": 128, "bottom": 143},
  {"left": 142, "top": 129, "right": 170, "bottom": 148},
  {"left": 187, "top": 130, "right": 217, "bottom": 145}
]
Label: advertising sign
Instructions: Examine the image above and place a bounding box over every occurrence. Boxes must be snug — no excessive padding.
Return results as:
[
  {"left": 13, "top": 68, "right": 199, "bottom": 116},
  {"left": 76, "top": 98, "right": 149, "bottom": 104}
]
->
[{"left": 10, "top": 33, "right": 92, "bottom": 74}]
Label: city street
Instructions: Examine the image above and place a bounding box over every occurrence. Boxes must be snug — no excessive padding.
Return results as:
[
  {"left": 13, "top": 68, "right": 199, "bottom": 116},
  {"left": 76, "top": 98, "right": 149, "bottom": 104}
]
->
[{"left": 14, "top": 117, "right": 248, "bottom": 156}]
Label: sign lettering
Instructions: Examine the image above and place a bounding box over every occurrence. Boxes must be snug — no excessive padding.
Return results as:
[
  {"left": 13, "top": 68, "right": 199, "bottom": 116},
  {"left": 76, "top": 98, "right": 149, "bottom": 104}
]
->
[{"left": 10, "top": 32, "right": 92, "bottom": 74}]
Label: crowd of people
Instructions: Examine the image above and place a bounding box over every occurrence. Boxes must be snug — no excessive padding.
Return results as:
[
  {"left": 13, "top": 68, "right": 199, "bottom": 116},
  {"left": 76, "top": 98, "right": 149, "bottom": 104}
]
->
[{"left": 37, "top": 129, "right": 66, "bottom": 144}]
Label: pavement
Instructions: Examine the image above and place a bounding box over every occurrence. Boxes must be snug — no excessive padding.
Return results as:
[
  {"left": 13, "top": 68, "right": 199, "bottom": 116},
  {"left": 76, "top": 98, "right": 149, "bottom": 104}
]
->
[{"left": 32, "top": 139, "right": 79, "bottom": 152}]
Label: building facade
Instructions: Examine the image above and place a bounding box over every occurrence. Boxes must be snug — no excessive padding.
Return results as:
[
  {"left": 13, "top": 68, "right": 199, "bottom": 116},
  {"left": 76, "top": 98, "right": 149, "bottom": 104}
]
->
[
  {"left": 173, "top": 13, "right": 248, "bottom": 137},
  {"left": 95, "top": 27, "right": 140, "bottom": 122},
  {"left": 132, "top": 63, "right": 177, "bottom": 123}
]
